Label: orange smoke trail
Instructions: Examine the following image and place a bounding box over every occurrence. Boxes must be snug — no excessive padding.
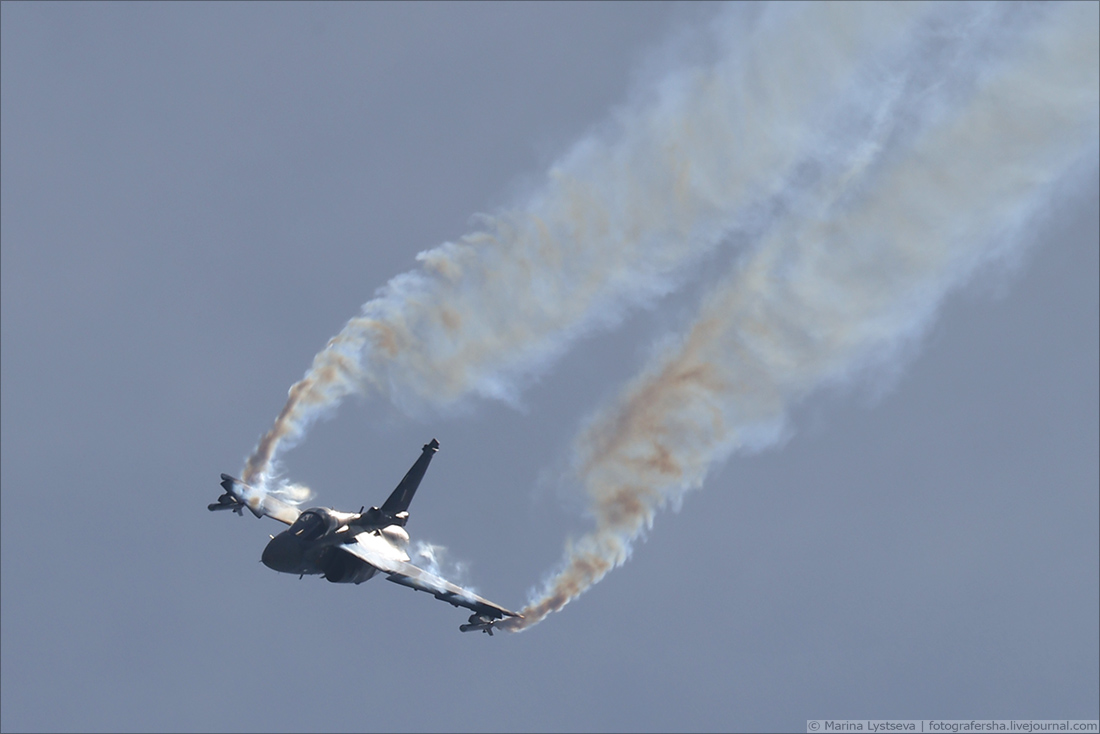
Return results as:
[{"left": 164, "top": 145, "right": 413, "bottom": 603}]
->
[
  {"left": 503, "top": 1, "right": 1099, "bottom": 630},
  {"left": 229, "top": 2, "right": 1096, "bottom": 632},
  {"left": 240, "top": 2, "right": 930, "bottom": 487}
]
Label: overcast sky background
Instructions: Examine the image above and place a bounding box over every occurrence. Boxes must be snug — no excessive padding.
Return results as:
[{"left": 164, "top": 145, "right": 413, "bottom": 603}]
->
[{"left": 2, "top": 2, "right": 1097, "bottom": 733}]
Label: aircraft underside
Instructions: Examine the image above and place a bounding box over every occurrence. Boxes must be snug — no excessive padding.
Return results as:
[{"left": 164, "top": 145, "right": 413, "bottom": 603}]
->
[{"left": 212, "top": 439, "right": 521, "bottom": 633}]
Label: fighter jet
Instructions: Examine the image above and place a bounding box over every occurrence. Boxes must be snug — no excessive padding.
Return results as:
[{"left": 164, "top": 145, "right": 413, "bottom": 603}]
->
[{"left": 210, "top": 438, "right": 519, "bottom": 635}]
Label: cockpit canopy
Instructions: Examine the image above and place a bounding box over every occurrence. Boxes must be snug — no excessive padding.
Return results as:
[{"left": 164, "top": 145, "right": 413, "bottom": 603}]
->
[{"left": 289, "top": 510, "right": 327, "bottom": 542}]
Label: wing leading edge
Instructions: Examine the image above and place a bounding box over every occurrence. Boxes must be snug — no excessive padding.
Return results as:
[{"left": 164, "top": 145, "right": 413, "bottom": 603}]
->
[{"left": 339, "top": 535, "right": 521, "bottom": 621}]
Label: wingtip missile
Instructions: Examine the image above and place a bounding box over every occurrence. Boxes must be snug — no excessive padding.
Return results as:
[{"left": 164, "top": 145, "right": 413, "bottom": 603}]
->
[
  {"left": 210, "top": 474, "right": 247, "bottom": 515},
  {"left": 459, "top": 612, "right": 522, "bottom": 635},
  {"left": 459, "top": 614, "right": 496, "bottom": 635}
]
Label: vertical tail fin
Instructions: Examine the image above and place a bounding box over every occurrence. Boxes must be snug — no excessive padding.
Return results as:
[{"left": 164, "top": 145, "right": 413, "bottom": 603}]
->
[{"left": 379, "top": 438, "right": 439, "bottom": 517}]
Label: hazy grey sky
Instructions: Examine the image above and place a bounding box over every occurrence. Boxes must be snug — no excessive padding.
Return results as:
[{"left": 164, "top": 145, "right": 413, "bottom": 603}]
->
[{"left": 2, "top": 3, "right": 1097, "bottom": 732}]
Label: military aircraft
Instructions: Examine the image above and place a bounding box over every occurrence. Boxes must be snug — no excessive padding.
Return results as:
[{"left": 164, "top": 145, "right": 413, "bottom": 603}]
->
[{"left": 210, "top": 438, "right": 519, "bottom": 635}]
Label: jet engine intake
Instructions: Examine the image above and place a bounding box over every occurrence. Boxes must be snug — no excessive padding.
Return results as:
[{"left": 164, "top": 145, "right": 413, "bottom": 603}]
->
[{"left": 319, "top": 549, "right": 377, "bottom": 584}]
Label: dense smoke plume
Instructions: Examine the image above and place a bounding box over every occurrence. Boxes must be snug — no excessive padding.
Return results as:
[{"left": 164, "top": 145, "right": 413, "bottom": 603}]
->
[{"left": 238, "top": 2, "right": 1099, "bottom": 631}]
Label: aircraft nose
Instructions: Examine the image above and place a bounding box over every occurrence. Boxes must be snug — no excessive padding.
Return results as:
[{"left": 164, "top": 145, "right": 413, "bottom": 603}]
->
[{"left": 261, "top": 532, "right": 301, "bottom": 573}]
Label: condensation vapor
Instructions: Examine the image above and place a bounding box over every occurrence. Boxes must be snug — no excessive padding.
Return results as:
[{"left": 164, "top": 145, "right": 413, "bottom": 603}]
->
[
  {"left": 241, "top": 2, "right": 934, "bottom": 488},
  {"left": 501, "top": 1, "right": 1099, "bottom": 631}
]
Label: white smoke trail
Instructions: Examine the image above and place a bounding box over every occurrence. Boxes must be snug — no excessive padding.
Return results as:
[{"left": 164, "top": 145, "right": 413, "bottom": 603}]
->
[
  {"left": 235, "top": 1, "right": 1097, "bottom": 632},
  {"left": 501, "top": 1, "right": 1099, "bottom": 631},
  {"left": 242, "top": 2, "right": 954, "bottom": 485}
]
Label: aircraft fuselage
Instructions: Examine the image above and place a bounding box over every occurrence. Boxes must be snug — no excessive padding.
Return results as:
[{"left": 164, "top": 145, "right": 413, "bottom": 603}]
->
[
  {"left": 214, "top": 439, "right": 520, "bottom": 631},
  {"left": 260, "top": 506, "right": 409, "bottom": 584}
]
